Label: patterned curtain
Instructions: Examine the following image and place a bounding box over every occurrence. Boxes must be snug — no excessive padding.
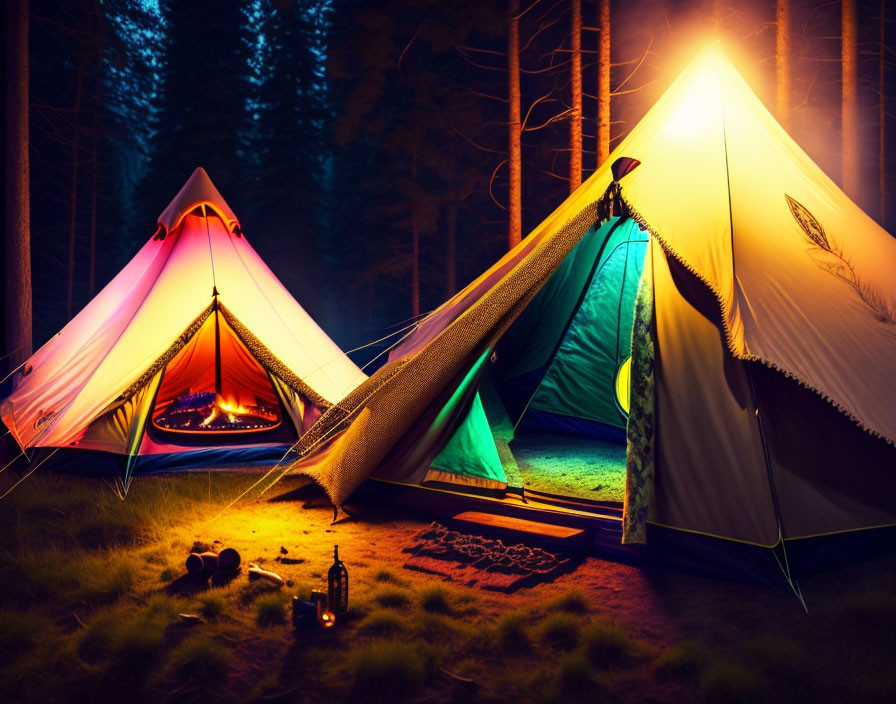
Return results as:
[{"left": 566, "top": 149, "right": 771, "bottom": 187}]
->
[{"left": 622, "top": 240, "right": 656, "bottom": 544}]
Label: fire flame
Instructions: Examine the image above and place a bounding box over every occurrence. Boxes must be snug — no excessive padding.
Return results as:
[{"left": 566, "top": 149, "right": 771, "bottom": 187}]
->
[
  {"left": 200, "top": 397, "right": 247, "bottom": 426},
  {"left": 219, "top": 398, "right": 249, "bottom": 414}
]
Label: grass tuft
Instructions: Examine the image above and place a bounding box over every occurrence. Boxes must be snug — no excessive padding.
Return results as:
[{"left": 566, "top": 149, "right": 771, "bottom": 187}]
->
[
  {"left": 255, "top": 593, "right": 287, "bottom": 626},
  {"left": 538, "top": 612, "right": 581, "bottom": 650},
  {"left": 373, "top": 569, "right": 403, "bottom": 585},
  {"left": 656, "top": 639, "right": 710, "bottom": 679},
  {"left": 547, "top": 588, "right": 589, "bottom": 615},
  {"left": 497, "top": 611, "right": 530, "bottom": 654},
  {"left": 169, "top": 636, "right": 232, "bottom": 681},
  {"left": 555, "top": 652, "right": 595, "bottom": 695},
  {"left": 373, "top": 587, "right": 410, "bottom": 609},
  {"left": 583, "top": 617, "right": 632, "bottom": 668},
  {"left": 419, "top": 585, "right": 452, "bottom": 614},
  {"left": 74, "top": 553, "right": 136, "bottom": 603},
  {"left": 198, "top": 592, "right": 226, "bottom": 620},
  {"left": 360, "top": 611, "right": 405, "bottom": 637},
  {"left": 415, "top": 613, "right": 459, "bottom": 641},
  {"left": 78, "top": 608, "right": 168, "bottom": 675},
  {"left": 347, "top": 640, "right": 426, "bottom": 703}
]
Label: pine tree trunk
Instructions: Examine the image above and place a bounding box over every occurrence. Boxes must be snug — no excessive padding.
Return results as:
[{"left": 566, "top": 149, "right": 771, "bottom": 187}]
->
[
  {"left": 5, "top": 0, "right": 32, "bottom": 369},
  {"left": 842, "top": 0, "right": 859, "bottom": 197},
  {"left": 446, "top": 204, "right": 457, "bottom": 296},
  {"left": 597, "top": 0, "right": 610, "bottom": 168},
  {"left": 776, "top": 0, "right": 790, "bottom": 131},
  {"left": 411, "top": 146, "right": 420, "bottom": 318},
  {"left": 508, "top": 0, "right": 522, "bottom": 249},
  {"left": 412, "top": 222, "right": 420, "bottom": 318},
  {"left": 89, "top": 71, "right": 100, "bottom": 297},
  {"left": 67, "top": 57, "right": 85, "bottom": 320},
  {"left": 879, "top": 0, "right": 886, "bottom": 225},
  {"left": 569, "top": 0, "right": 582, "bottom": 192}
]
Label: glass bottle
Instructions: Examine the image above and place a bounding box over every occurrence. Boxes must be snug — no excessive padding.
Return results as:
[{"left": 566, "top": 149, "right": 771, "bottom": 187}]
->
[{"left": 327, "top": 545, "right": 348, "bottom": 616}]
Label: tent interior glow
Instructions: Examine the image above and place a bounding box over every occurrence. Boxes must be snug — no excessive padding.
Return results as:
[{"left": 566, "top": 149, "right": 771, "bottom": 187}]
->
[{"left": 151, "top": 309, "right": 283, "bottom": 434}]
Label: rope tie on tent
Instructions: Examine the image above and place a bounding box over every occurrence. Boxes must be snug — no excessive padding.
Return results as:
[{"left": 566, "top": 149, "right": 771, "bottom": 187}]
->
[
  {"left": 0, "top": 359, "right": 29, "bottom": 387},
  {"left": 203, "top": 204, "right": 218, "bottom": 292},
  {"left": 0, "top": 448, "right": 60, "bottom": 502},
  {"left": 716, "top": 104, "right": 806, "bottom": 611},
  {"left": 0, "top": 450, "right": 26, "bottom": 475}
]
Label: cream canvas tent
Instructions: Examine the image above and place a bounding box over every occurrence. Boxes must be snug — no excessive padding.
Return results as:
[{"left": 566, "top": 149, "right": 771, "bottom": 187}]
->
[
  {"left": 283, "top": 48, "right": 896, "bottom": 577},
  {"left": 0, "top": 168, "right": 366, "bottom": 493}
]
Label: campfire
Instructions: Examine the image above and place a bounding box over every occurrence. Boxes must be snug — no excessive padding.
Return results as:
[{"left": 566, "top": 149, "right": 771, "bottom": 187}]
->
[{"left": 153, "top": 391, "right": 280, "bottom": 433}]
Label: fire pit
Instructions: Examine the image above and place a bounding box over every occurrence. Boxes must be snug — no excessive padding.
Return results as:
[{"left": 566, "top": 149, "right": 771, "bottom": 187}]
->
[{"left": 153, "top": 391, "right": 281, "bottom": 433}]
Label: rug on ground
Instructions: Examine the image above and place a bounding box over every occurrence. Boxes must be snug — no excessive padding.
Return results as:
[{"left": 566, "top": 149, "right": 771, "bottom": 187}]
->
[{"left": 403, "top": 522, "right": 579, "bottom": 592}]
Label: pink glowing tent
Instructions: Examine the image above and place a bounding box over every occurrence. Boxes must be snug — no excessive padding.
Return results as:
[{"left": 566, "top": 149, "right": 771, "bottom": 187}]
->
[{"left": 0, "top": 168, "right": 366, "bottom": 492}]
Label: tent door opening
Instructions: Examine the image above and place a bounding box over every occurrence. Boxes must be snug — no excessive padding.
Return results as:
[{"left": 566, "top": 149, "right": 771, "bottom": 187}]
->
[
  {"left": 150, "top": 308, "right": 285, "bottom": 435},
  {"left": 507, "top": 219, "right": 647, "bottom": 503},
  {"left": 420, "top": 217, "right": 650, "bottom": 505}
]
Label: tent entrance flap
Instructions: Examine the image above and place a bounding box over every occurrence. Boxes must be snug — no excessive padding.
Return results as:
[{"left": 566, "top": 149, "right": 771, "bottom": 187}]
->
[
  {"left": 151, "top": 310, "right": 283, "bottom": 434},
  {"left": 527, "top": 221, "right": 648, "bottom": 430},
  {"left": 422, "top": 218, "right": 649, "bottom": 501}
]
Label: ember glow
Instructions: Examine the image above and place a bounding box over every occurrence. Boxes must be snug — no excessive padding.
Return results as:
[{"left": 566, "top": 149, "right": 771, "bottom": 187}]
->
[{"left": 153, "top": 391, "right": 281, "bottom": 433}]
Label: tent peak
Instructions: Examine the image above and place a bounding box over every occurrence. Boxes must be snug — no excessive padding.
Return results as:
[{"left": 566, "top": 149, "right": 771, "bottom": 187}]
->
[{"left": 157, "top": 167, "right": 241, "bottom": 236}]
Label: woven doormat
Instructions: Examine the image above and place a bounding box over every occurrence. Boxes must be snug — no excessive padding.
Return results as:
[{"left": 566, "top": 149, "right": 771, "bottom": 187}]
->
[{"left": 403, "top": 522, "right": 578, "bottom": 592}]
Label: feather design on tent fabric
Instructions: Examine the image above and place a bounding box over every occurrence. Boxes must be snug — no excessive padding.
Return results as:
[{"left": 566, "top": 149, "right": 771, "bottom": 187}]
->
[
  {"left": 785, "top": 194, "right": 829, "bottom": 249},
  {"left": 785, "top": 194, "right": 893, "bottom": 324}
]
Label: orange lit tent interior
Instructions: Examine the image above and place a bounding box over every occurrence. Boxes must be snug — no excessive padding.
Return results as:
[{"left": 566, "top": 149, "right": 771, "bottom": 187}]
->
[
  {"left": 0, "top": 168, "right": 366, "bottom": 493},
  {"left": 151, "top": 311, "right": 284, "bottom": 435}
]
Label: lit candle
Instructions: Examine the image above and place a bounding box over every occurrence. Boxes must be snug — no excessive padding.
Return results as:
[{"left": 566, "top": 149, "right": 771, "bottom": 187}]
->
[{"left": 319, "top": 610, "right": 336, "bottom": 629}]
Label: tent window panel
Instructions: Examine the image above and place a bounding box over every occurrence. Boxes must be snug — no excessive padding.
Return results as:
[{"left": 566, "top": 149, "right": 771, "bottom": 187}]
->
[{"left": 152, "top": 312, "right": 282, "bottom": 434}]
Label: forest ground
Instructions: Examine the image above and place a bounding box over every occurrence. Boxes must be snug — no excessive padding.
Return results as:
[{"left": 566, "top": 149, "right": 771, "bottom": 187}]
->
[{"left": 1, "top": 470, "right": 895, "bottom": 704}]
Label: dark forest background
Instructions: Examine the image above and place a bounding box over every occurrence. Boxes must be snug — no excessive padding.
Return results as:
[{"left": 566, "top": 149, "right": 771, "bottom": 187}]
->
[{"left": 5, "top": 0, "right": 895, "bottom": 373}]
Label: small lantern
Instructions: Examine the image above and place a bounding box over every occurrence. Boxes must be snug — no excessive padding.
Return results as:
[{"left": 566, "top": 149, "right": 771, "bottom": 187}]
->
[
  {"left": 327, "top": 545, "right": 349, "bottom": 617},
  {"left": 310, "top": 589, "right": 327, "bottom": 618},
  {"left": 319, "top": 610, "right": 336, "bottom": 629}
]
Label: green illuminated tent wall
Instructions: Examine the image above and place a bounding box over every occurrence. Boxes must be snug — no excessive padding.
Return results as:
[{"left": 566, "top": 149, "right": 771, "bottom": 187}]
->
[{"left": 417, "top": 217, "right": 647, "bottom": 493}]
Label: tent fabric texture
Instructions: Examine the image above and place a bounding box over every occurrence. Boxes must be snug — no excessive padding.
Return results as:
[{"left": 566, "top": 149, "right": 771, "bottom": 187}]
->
[
  {"left": 1, "top": 167, "right": 366, "bottom": 491},
  {"left": 285, "top": 48, "right": 896, "bottom": 559}
]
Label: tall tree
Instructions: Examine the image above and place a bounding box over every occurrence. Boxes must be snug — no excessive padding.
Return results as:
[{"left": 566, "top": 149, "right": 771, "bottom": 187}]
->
[
  {"left": 508, "top": 0, "right": 522, "bottom": 249},
  {"left": 879, "top": 0, "right": 887, "bottom": 224},
  {"left": 5, "top": 0, "right": 32, "bottom": 369},
  {"left": 66, "top": 57, "right": 85, "bottom": 320},
  {"left": 841, "top": 0, "right": 859, "bottom": 197},
  {"left": 138, "top": 0, "right": 253, "bottom": 229},
  {"left": 252, "top": 0, "right": 330, "bottom": 303},
  {"left": 88, "top": 59, "right": 100, "bottom": 297},
  {"left": 569, "top": 0, "right": 582, "bottom": 191},
  {"left": 597, "top": 0, "right": 610, "bottom": 168},
  {"left": 776, "top": 0, "right": 790, "bottom": 131},
  {"left": 411, "top": 146, "right": 421, "bottom": 318}
]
